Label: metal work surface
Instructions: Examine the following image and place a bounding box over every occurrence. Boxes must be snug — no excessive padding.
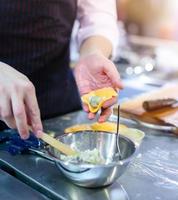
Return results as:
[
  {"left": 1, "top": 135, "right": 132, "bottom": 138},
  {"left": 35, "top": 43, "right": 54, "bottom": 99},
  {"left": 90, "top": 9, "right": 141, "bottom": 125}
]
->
[
  {"left": 0, "top": 111, "right": 178, "bottom": 200},
  {"left": 0, "top": 168, "right": 49, "bottom": 200},
  {"left": 0, "top": 84, "right": 178, "bottom": 200},
  {"left": 0, "top": 112, "right": 129, "bottom": 200},
  {"left": 42, "top": 113, "right": 178, "bottom": 200}
]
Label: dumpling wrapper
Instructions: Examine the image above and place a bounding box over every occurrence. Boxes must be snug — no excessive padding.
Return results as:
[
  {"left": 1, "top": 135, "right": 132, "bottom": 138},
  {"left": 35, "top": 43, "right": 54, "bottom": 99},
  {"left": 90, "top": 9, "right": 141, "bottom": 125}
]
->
[
  {"left": 90, "top": 122, "right": 127, "bottom": 133},
  {"left": 64, "top": 122, "right": 145, "bottom": 145},
  {"left": 64, "top": 124, "right": 92, "bottom": 133},
  {"left": 81, "top": 87, "right": 118, "bottom": 113},
  {"left": 64, "top": 122, "right": 126, "bottom": 134}
]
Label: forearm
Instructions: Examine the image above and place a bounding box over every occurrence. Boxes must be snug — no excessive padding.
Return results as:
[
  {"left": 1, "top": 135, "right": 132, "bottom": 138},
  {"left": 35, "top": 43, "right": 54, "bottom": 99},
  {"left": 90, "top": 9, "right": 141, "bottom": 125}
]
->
[{"left": 79, "top": 35, "right": 113, "bottom": 58}]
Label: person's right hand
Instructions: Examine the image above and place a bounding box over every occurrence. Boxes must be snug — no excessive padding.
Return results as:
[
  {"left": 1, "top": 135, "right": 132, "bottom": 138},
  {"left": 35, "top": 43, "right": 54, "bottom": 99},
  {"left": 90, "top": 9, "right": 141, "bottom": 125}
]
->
[{"left": 0, "top": 62, "right": 43, "bottom": 139}]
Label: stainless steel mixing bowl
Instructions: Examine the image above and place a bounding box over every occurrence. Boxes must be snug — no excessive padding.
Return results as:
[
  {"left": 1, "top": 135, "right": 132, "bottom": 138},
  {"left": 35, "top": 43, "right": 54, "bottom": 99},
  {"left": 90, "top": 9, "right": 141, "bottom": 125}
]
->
[{"left": 48, "top": 131, "right": 137, "bottom": 188}]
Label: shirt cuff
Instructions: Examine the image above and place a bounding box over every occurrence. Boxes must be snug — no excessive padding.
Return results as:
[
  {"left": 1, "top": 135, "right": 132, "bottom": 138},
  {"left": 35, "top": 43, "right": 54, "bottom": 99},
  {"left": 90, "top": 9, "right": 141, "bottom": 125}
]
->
[{"left": 77, "top": 18, "right": 119, "bottom": 60}]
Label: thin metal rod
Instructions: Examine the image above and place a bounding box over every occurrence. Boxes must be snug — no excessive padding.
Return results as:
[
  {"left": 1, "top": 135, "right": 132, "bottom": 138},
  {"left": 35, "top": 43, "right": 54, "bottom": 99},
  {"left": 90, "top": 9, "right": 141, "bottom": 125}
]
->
[{"left": 116, "top": 104, "right": 121, "bottom": 158}]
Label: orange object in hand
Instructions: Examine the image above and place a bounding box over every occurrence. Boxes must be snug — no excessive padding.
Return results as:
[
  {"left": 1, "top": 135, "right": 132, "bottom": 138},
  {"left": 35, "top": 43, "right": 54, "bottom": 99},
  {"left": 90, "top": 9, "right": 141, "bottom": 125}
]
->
[{"left": 81, "top": 87, "right": 118, "bottom": 113}]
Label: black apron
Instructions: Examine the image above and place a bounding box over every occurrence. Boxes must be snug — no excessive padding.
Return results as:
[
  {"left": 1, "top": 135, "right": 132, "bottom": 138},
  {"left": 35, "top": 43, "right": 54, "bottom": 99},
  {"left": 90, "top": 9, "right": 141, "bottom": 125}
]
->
[{"left": 0, "top": 0, "right": 82, "bottom": 129}]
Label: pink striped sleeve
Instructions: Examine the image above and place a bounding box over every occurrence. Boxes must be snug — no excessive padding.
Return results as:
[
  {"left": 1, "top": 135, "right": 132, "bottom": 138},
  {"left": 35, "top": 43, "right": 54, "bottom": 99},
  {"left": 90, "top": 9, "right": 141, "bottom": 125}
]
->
[{"left": 77, "top": 0, "right": 119, "bottom": 58}]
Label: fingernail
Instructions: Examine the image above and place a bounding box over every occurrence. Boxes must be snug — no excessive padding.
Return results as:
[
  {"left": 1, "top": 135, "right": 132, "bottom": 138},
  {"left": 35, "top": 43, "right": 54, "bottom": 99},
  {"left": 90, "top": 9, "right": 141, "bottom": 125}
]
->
[
  {"left": 21, "top": 134, "right": 29, "bottom": 140},
  {"left": 33, "top": 124, "right": 43, "bottom": 131},
  {"left": 83, "top": 107, "right": 88, "bottom": 112},
  {"left": 32, "top": 123, "right": 43, "bottom": 137},
  {"left": 88, "top": 116, "right": 94, "bottom": 120},
  {"left": 36, "top": 130, "right": 43, "bottom": 138},
  {"left": 119, "top": 82, "right": 124, "bottom": 89},
  {"left": 115, "top": 88, "right": 119, "bottom": 92},
  {"left": 98, "top": 117, "right": 105, "bottom": 123},
  {"left": 115, "top": 82, "right": 124, "bottom": 90},
  {"left": 88, "top": 113, "right": 95, "bottom": 120}
]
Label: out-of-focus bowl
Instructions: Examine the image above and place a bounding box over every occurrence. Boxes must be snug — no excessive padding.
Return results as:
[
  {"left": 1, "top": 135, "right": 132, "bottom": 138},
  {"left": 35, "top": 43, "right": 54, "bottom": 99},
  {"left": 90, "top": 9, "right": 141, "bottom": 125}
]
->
[{"left": 48, "top": 131, "right": 137, "bottom": 188}]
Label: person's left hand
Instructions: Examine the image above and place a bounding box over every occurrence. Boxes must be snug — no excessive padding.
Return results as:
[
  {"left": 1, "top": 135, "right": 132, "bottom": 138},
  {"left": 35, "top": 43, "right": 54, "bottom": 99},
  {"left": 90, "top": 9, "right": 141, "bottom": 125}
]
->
[{"left": 74, "top": 52, "right": 123, "bottom": 122}]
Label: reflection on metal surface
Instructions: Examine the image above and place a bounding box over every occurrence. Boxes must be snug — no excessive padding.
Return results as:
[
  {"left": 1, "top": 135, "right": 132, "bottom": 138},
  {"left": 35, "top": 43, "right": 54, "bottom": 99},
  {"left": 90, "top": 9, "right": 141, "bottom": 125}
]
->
[
  {"left": 63, "top": 181, "right": 129, "bottom": 200},
  {"left": 2, "top": 110, "right": 178, "bottom": 199},
  {"left": 110, "top": 185, "right": 129, "bottom": 200},
  {"left": 0, "top": 153, "right": 129, "bottom": 200},
  {"left": 0, "top": 169, "right": 48, "bottom": 200},
  {"left": 129, "top": 147, "right": 178, "bottom": 190},
  {"left": 48, "top": 131, "right": 137, "bottom": 187},
  {"left": 0, "top": 159, "right": 67, "bottom": 200}
]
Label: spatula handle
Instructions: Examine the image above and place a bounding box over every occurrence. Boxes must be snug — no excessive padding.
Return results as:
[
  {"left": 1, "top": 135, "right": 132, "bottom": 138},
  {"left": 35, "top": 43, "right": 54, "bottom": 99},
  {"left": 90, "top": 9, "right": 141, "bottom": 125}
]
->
[{"left": 39, "top": 131, "right": 77, "bottom": 156}]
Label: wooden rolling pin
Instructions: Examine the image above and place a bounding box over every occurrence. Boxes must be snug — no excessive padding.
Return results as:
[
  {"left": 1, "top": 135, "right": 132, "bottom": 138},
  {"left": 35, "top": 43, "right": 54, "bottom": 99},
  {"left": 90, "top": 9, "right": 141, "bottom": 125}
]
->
[{"left": 143, "top": 98, "right": 178, "bottom": 111}]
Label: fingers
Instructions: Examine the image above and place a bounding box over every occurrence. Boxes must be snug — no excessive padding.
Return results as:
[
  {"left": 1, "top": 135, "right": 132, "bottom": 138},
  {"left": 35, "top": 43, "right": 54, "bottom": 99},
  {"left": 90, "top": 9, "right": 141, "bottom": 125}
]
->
[
  {"left": 83, "top": 97, "right": 116, "bottom": 121},
  {"left": 98, "top": 107, "right": 112, "bottom": 123},
  {"left": 83, "top": 103, "right": 89, "bottom": 112},
  {"left": 24, "top": 84, "right": 43, "bottom": 138},
  {"left": 103, "top": 61, "right": 123, "bottom": 89},
  {"left": 88, "top": 112, "right": 96, "bottom": 120},
  {"left": 82, "top": 103, "right": 96, "bottom": 120},
  {"left": 102, "top": 97, "right": 117, "bottom": 109},
  {"left": 0, "top": 64, "right": 42, "bottom": 139},
  {"left": 0, "top": 95, "right": 16, "bottom": 129},
  {"left": 0, "top": 86, "right": 30, "bottom": 139},
  {"left": 11, "top": 93, "right": 29, "bottom": 140},
  {"left": 4, "top": 118, "right": 16, "bottom": 129}
]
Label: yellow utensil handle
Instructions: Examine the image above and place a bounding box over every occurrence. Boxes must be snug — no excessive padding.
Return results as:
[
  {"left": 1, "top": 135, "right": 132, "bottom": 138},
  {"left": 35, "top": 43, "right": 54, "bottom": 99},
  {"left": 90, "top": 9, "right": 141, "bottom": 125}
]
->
[{"left": 40, "top": 132, "right": 76, "bottom": 156}]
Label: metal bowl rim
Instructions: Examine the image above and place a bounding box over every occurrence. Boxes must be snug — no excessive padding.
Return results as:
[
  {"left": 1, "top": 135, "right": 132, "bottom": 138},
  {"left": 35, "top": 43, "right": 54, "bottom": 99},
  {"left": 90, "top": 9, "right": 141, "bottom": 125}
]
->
[{"left": 51, "top": 131, "right": 138, "bottom": 168}]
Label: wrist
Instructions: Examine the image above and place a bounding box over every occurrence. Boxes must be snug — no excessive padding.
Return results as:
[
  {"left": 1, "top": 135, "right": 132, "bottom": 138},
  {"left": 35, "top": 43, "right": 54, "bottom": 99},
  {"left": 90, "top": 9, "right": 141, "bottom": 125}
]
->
[
  {"left": 79, "top": 36, "right": 112, "bottom": 59},
  {"left": 79, "top": 48, "right": 108, "bottom": 60},
  {"left": 79, "top": 48, "right": 103, "bottom": 60}
]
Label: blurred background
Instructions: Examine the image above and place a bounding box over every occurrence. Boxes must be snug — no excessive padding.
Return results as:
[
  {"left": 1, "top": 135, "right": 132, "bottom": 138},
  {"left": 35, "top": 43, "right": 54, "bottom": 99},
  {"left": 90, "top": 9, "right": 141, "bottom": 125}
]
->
[
  {"left": 118, "top": 0, "right": 178, "bottom": 40},
  {"left": 114, "top": 0, "right": 178, "bottom": 81},
  {"left": 71, "top": 0, "right": 178, "bottom": 92}
]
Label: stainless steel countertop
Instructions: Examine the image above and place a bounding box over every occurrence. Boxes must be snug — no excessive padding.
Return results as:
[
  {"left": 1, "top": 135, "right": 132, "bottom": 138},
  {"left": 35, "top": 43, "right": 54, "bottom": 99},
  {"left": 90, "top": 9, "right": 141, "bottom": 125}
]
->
[
  {"left": 1, "top": 85, "right": 178, "bottom": 200},
  {"left": 0, "top": 168, "right": 49, "bottom": 200},
  {"left": 0, "top": 112, "right": 129, "bottom": 200},
  {"left": 1, "top": 111, "right": 178, "bottom": 200}
]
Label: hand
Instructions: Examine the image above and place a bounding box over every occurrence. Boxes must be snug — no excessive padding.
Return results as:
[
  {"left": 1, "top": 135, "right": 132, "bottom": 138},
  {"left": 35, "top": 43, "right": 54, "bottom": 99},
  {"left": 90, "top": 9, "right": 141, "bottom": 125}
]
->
[
  {"left": 0, "top": 62, "right": 43, "bottom": 139},
  {"left": 74, "top": 53, "right": 123, "bottom": 122}
]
